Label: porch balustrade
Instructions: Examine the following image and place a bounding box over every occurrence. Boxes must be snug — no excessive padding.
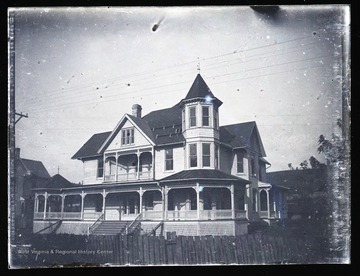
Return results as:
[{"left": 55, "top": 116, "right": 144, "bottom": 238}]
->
[{"left": 35, "top": 209, "right": 248, "bottom": 221}]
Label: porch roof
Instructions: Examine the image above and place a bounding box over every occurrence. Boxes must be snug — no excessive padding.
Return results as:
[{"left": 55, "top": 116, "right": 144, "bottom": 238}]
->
[
  {"left": 159, "top": 169, "right": 251, "bottom": 184},
  {"left": 31, "top": 180, "right": 160, "bottom": 193}
]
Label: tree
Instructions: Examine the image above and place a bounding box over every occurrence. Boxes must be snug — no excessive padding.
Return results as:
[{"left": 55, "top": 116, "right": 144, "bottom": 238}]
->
[
  {"left": 299, "top": 160, "right": 308, "bottom": 170},
  {"left": 309, "top": 156, "right": 326, "bottom": 169}
]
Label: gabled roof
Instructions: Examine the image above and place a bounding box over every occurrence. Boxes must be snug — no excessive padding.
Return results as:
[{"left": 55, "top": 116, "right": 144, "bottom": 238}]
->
[
  {"left": 220, "top": 122, "right": 266, "bottom": 156},
  {"left": 142, "top": 104, "right": 185, "bottom": 145},
  {"left": 20, "top": 158, "right": 50, "bottom": 179},
  {"left": 97, "top": 114, "right": 156, "bottom": 153},
  {"left": 37, "top": 174, "right": 78, "bottom": 189},
  {"left": 72, "top": 131, "right": 111, "bottom": 159},
  {"left": 160, "top": 169, "right": 250, "bottom": 184}
]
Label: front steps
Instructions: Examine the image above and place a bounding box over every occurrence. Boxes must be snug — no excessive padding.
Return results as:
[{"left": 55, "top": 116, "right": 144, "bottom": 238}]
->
[{"left": 90, "top": 221, "right": 129, "bottom": 235}]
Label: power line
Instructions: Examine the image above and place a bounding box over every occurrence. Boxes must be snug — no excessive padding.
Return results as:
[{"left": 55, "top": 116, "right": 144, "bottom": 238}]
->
[
  {"left": 20, "top": 50, "right": 331, "bottom": 111},
  {"left": 25, "top": 63, "right": 326, "bottom": 114},
  {"left": 24, "top": 34, "right": 315, "bottom": 98}
]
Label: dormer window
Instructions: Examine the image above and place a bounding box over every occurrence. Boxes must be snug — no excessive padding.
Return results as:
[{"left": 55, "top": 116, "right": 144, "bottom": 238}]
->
[
  {"left": 189, "top": 106, "right": 197, "bottom": 127},
  {"left": 121, "top": 128, "right": 134, "bottom": 145},
  {"left": 237, "top": 152, "right": 244, "bottom": 173},
  {"left": 97, "top": 158, "right": 104, "bottom": 178},
  {"left": 202, "top": 106, "right": 210, "bottom": 127}
]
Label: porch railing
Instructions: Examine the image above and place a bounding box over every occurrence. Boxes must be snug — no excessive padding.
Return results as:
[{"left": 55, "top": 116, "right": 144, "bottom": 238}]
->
[
  {"left": 104, "top": 170, "right": 153, "bottom": 182},
  {"left": 83, "top": 212, "right": 103, "bottom": 220},
  {"left": 199, "top": 210, "right": 232, "bottom": 220},
  {"left": 167, "top": 210, "right": 198, "bottom": 220},
  {"left": 34, "top": 212, "right": 82, "bottom": 220},
  {"left": 142, "top": 210, "right": 163, "bottom": 220},
  {"left": 124, "top": 212, "right": 142, "bottom": 235}
]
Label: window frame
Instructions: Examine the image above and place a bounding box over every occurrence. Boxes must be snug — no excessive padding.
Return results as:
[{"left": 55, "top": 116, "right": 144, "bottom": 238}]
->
[
  {"left": 236, "top": 152, "right": 244, "bottom": 174},
  {"left": 202, "top": 106, "right": 210, "bottom": 127},
  {"left": 202, "top": 143, "right": 211, "bottom": 167},
  {"left": 121, "top": 128, "right": 135, "bottom": 145},
  {"left": 97, "top": 157, "right": 104, "bottom": 178},
  {"left": 189, "top": 143, "right": 198, "bottom": 168},
  {"left": 189, "top": 106, "right": 197, "bottom": 127},
  {"left": 165, "top": 148, "right": 174, "bottom": 171}
]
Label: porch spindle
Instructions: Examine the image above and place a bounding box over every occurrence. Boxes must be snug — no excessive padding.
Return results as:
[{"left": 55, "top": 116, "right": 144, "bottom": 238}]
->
[
  {"left": 163, "top": 187, "right": 168, "bottom": 221},
  {"left": 139, "top": 187, "right": 143, "bottom": 214}
]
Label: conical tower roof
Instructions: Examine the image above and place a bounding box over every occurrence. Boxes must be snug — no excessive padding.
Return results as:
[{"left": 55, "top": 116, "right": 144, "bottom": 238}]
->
[{"left": 180, "top": 74, "right": 222, "bottom": 106}]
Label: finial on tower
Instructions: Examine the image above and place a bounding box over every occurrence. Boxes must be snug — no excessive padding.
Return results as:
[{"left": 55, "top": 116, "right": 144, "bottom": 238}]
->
[{"left": 197, "top": 57, "right": 201, "bottom": 74}]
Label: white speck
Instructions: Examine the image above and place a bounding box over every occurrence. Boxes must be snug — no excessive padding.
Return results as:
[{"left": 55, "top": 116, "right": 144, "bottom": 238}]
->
[
  {"left": 44, "top": 8, "right": 49, "bottom": 12},
  {"left": 304, "top": 72, "right": 307, "bottom": 76},
  {"left": 26, "top": 72, "right": 31, "bottom": 75},
  {"left": 303, "top": 51, "right": 306, "bottom": 55},
  {"left": 266, "top": 35, "right": 270, "bottom": 39}
]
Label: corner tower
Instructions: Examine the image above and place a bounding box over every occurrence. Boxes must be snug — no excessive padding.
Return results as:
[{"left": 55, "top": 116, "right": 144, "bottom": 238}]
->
[{"left": 179, "top": 74, "right": 223, "bottom": 170}]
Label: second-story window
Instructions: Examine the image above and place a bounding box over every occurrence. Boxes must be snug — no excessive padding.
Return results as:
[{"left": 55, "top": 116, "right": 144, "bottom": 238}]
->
[
  {"left": 97, "top": 158, "right": 104, "bottom": 178},
  {"left": 251, "top": 156, "right": 256, "bottom": 176},
  {"left": 237, "top": 152, "right": 244, "bottom": 173},
  {"left": 215, "top": 144, "right": 219, "bottom": 169},
  {"left": 202, "top": 106, "right": 210, "bottom": 126},
  {"left": 182, "top": 109, "right": 185, "bottom": 130},
  {"left": 121, "top": 128, "right": 134, "bottom": 145},
  {"left": 202, "top": 143, "right": 211, "bottom": 167},
  {"left": 165, "top": 149, "right": 173, "bottom": 171},
  {"left": 189, "top": 144, "right": 197, "bottom": 167},
  {"left": 189, "top": 106, "right": 197, "bottom": 127}
]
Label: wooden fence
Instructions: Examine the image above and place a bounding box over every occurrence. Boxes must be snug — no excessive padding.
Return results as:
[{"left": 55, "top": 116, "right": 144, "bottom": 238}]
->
[{"left": 11, "top": 233, "right": 321, "bottom": 267}]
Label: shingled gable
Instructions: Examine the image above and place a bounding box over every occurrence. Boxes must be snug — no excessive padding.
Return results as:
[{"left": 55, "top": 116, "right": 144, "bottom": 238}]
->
[
  {"left": 142, "top": 104, "right": 185, "bottom": 146},
  {"left": 220, "top": 121, "right": 267, "bottom": 157},
  {"left": 97, "top": 113, "right": 156, "bottom": 153}
]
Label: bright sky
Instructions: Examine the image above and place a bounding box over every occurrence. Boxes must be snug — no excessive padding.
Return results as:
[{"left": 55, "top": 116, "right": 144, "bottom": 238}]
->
[{"left": 12, "top": 5, "right": 349, "bottom": 183}]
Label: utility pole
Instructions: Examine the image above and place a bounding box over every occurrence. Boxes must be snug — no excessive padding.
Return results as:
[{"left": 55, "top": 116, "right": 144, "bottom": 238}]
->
[
  {"left": 15, "top": 111, "right": 28, "bottom": 125},
  {"left": 8, "top": 10, "right": 16, "bottom": 247}
]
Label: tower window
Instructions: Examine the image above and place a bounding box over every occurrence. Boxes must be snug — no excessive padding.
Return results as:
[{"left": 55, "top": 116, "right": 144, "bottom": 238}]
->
[
  {"left": 189, "top": 106, "right": 197, "bottom": 127},
  {"left": 214, "top": 108, "right": 218, "bottom": 129},
  {"left": 202, "top": 106, "right": 210, "bottom": 126},
  {"left": 215, "top": 144, "right": 219, "bottom": 169},
  {"left": 202, "top": 143, "right": 211, "bottom": 167},
  {"left": 189, "top": 144, "right": 197, "bottom": 167}
]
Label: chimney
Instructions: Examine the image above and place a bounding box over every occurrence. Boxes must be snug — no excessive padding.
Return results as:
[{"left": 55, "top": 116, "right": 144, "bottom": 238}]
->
[
  {"left": 15, "top": 148, "right": 20, "bottom": 160},
  {"left": 132, "top": 104, "right": 142, "bottom": 118}
]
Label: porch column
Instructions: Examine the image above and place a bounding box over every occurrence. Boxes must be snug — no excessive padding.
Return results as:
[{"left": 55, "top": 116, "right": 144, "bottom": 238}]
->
[
  {"left": 230, "top": 184, "right": 235, "bottom": 219},
  {"left": 139, "top": 187, "right": 143, "bottom": 214},
  {"left": 34, "top": 193, "right": 38, "bottom": 214},
  {"left": 163, "top": 186, "right": 168, "bottom": 220},
  {"left": 267, "top": 189, "right": 271, "bottom": 218},
  {"left": 152, "top": 147, "right": 155, "bottom": 179},
  {"left": 273, "top": 191, "right": 278, "bottom": 218},
  {"left": 60, "top": 193, "right": 65, "bottom": 219},
  {"left": 196, "top": 183, "right": 200, "bottom": 220},
  {"left": 102, "top": 189, "right": 107, "bottom": 219},
  {"left": 80, "top": 191, "right": 85, "bottom": 220},
  {"left": 137, "top": 150, "right": 140, "bottom": 180},
  {"left": 115, "top": 152, "right": 118, "bottom": 181},
  {"left": 43, "top": 192, "right": 48, "bottom": 219}
]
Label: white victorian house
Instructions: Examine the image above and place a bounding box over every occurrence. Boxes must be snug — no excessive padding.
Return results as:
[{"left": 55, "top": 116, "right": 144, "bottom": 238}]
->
[{"left": 32, "top": 74, "right": 288, "bottom": 236}]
